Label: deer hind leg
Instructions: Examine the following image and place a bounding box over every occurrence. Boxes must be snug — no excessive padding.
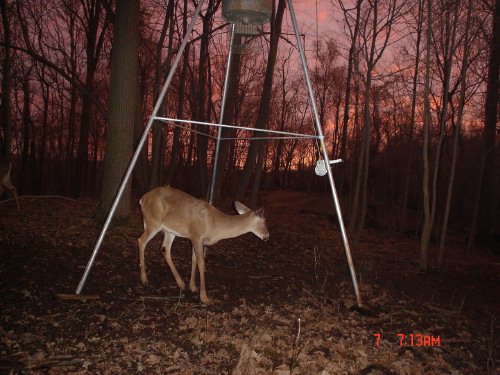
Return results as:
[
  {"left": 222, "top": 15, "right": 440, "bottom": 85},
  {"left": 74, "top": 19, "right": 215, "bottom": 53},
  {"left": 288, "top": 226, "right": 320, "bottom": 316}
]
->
[
  {"left": 189, "top": 248, "right": 198, "bottom": 292},
  {"left": 1, "top": 172, "right": 20, "bottom": 211},
  {"left": 190, "top": 246, "right": 208, "bottom": 292},
  {"left": 192, "top": 240, "right": 209, "bottom": 304},
  {"left": 137, "top": 222, "right": 161, "bottom": 285},
  {"left": 11, "top": 186, "right": 20, "bottom": 211},
  {"left": 161, "top": 231, "right": 185, "bottom": 290}
]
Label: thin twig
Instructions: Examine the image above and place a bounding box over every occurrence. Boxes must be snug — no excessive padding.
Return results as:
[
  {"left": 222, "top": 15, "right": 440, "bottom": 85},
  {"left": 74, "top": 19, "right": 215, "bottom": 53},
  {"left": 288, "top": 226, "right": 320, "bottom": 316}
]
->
[
  {"left": 25, "top": 356, "right": 84, "bottom": 370},
  {"left": 174, "top": 288, "right": 183, "bottom": 311},
  {"left": 290, "top": 318, "right": 301, "bottom": 374},
  {"left": 486, "top": 314, "right": 496, "bottom": 375},
  {"left": 56, "top": 294, "right": 100, "bottom": 302}
]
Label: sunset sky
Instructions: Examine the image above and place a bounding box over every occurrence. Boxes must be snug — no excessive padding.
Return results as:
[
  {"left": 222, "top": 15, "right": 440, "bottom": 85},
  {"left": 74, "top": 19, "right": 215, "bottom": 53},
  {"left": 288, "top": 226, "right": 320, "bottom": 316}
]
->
[{"left": 284, "top": 0, "right": 344, "bottom": 50}]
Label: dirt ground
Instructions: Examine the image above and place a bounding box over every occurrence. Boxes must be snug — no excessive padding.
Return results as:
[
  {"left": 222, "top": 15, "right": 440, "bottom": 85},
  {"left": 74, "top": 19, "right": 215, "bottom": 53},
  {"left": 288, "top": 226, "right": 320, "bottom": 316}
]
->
[{"left": 0, "top": 191, "right": 499, "bottom": 374}]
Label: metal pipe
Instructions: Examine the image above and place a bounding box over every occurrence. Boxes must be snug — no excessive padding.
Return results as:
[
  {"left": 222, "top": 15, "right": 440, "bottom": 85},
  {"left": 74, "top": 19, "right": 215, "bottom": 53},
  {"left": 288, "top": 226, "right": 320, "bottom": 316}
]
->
[
  {"left": 209, "top": 24, "right": 235, "bottom": 204},
  {"left": 213, "top": 136, "right": 319, "bottom": 141},
  {"left": 286, "top": 0, "right": 362, "bottom": 306},
  {"left": 155, "top": 116, "right": 318, "bottom": 138},
  {"left": 75, "top": 0, "right": 205, "bottom": 294},
  {"left": 159, "top": 121, "right": 320, "bottom": 140}
]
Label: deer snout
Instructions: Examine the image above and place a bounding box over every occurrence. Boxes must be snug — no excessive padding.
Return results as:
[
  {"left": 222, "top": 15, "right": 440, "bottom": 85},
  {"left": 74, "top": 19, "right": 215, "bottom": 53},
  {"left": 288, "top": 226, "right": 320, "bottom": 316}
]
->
[
  {"left": 255, "top": 229, "right": 269, "bottom": 241},
  {"left": 254, "top": 217, "right": 269, "bottom": 241}
]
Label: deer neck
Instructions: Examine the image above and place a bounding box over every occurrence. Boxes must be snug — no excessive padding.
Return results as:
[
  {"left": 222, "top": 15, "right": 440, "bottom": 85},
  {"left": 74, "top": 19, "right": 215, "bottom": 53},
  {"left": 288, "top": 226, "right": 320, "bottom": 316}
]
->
[{"left": 209, "top": 211, "right": 253, "bottom": 243}]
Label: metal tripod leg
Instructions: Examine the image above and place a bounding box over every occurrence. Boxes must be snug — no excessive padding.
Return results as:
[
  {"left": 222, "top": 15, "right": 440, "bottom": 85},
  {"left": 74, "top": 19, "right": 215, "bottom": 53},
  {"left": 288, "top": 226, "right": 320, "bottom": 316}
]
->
[
  {"left": 208, "top": 24, "right": 236, "bottom": 204},
  {"left": 75, "top": 0, "right": 205, "bottom": 294},
  {"left": 286, "top": 0, "right": 362, "bottom": 306}
]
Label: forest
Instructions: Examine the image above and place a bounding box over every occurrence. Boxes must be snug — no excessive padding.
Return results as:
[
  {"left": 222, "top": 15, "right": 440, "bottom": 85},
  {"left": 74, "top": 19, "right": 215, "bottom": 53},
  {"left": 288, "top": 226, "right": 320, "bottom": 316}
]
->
[{"left": 0, "top": 0, "right": 499, "bottom": 373}]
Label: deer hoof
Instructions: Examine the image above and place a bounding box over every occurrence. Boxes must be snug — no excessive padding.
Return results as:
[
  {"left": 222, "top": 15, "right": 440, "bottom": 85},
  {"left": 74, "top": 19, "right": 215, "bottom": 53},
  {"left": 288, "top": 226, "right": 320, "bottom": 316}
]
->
[
  {"left": 141, "top": 275, "right": 148, "bottom": 285},
  {"left": 200, "top": 294, "right": 210, "bottom": 304},
  {"left": 189, "top": 283, "right": 198, "bottom": 293},
  {"left": 178, "top": 280, "right": 186, "bottom": 290}
]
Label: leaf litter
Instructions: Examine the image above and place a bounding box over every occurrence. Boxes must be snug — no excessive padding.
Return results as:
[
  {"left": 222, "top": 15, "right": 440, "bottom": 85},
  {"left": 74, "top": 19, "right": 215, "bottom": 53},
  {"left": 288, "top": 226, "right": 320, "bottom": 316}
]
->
[{"left": 0, "top": 192, "right": 498, "bottom": 374}]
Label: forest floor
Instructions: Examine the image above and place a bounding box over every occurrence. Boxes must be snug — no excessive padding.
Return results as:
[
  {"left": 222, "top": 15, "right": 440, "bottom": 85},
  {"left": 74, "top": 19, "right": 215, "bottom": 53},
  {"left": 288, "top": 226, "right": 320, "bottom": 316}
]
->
[{"left": 0, "top": 190, "right": 499, "bottom": 374}]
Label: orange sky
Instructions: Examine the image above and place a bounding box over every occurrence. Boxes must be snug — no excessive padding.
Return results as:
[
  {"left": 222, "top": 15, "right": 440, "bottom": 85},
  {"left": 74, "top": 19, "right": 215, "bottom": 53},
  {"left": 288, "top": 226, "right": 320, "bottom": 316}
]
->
[{"left": 292, "top": 0, "right": 342, "bottom": 39}]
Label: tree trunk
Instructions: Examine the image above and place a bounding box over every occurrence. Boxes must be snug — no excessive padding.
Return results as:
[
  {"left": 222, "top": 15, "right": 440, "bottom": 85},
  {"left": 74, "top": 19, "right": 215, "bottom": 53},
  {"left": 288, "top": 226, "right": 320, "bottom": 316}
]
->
[
  {"left": 212, "top": 34, "right": 243, "bottom": 205},
  {"left": 99, "top": 0, "right": 140, "bottom": 220},
  {"left": 272, "top": 66, "right": 287, "bottom": 189},
  {"left": 0, "top": 0, "right": 12, "bottom": 158},
  {"left": 150, "top": 0, "right": 175, "bottom": 189},
  {"left": 20, "top": 69, "right": 32, "bottom": 193},
  {"left": 73, "top": 72, "right": 94, "bottom": 196},
  {"left": 251, "top": 142, "right": 267, "bottom": 207},
  {"left": 420, "top": 0, "right": 433, "bottom": 270},
  {"left": 349, "top": 0, "right": 398, "bottom": 244},
  {"left": 167, "top": 0, "right": 190, "bottom": 186},
  {"left": 37, "top": 71, "right": 49, "bottom": 193},
  {"left": 428, "top": 0, "right": 460, "bottom": 246},
  {"left": 400, "top": 0, "right": 423, "bottom": 233},
  {"left": 438, "top": 0, "right": 472, "bottom": 265},
  {"left": 236, "top": 0, "right": 286, "bottom": 202},
  {"left": 73, "top": 0, "right": 107, "bottom": 196},
  {"left": 133, "top": 73, "right": 149, "bottom": 197},
  {"left": 353, "top": 71, "right": 372, "bottom": 245},
  {"left": 474, "top": 0, "right": 500, "bottom": 246},
  {"left": 338, "top": 0, "right": 362, "bottom": 192},
  {"left": 195, "top": 1, "right": 219, "bottom": 198}
]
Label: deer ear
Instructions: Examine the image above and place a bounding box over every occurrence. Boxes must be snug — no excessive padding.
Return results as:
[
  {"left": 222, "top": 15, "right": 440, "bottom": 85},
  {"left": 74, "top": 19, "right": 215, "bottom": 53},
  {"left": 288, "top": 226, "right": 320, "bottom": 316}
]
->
[
  {"left": 255, "top": 208, "right": 265, "bottom": 218},
  {"left": 235, "top": 201, "right": 250, "bottom": 214}
]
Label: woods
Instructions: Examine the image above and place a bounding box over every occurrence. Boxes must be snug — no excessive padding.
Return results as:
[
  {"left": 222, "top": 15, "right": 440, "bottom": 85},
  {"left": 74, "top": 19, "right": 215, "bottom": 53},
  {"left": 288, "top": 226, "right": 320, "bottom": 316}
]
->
[
  {"left": 1, "top": 1, "right": 499, "bottom": 373},
  {"left": 1, "top": 0, "right": 499, "bottom": 254}
]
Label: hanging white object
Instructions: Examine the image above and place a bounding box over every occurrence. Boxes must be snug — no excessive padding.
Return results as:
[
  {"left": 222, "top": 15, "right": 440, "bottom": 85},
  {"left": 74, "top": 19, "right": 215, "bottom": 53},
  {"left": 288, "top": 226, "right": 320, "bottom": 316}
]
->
[
  {"left": 314, "top": 159, "right": 343, "bottom": 176},
  {"left": 315, "top": 159, "right": 328, "bottom": 176}
]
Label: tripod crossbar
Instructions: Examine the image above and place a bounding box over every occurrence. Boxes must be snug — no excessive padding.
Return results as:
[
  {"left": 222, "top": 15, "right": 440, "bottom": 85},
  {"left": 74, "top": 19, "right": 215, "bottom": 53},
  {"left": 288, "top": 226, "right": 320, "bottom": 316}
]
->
[{"left": 155, "top": 116, "right": 322, "bottom": 140}]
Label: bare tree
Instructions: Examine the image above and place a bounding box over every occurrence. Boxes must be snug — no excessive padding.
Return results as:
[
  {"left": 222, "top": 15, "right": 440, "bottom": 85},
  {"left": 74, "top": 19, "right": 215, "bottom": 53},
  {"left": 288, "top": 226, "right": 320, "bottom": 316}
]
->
[
  {"left": 0, "top": 0, "right": 12, "bottom": 158},
  {"left": 150, "top": 0, "right": 176, "bottom": 189},
  {"left": 420, "top": 0, "right": 432, "bottom": 270},
  {"left": 272, "top": 49, "right": 295, "bottom": 188},
  {"left": 236, "top": 0, "right": 287, "bottom": 203},
  {"left": 73, "top": 0, "right": 110, "bottom": 196},
  {"left": 469, "top": 0, "right": 500, "bottom": 246},
  {"left": 399, "top": 0, "right": 424, "bottom": 233},
  {"left": 211, "top": 33, "right": 243, "bottom": 205},
  {"left": 439, "top": 0, "right": 474, "bottom": 265},
  {"left": 166, "top": 0, "right": 190, "bottom": 186},
  {"left": 420, "top": 0, "right": 461, "bottom": 267},
  {"left": 349, "top": 0, "right": 403, "bottom": 245},
  {"left": 427, "top": 0, "right": 461, "bottom": 247},
  {"left": 337, "top": 0, "right": 363, "bottom": 192},
  {"left": 195, "top": 0, "right": 221, "bottom": 198}
]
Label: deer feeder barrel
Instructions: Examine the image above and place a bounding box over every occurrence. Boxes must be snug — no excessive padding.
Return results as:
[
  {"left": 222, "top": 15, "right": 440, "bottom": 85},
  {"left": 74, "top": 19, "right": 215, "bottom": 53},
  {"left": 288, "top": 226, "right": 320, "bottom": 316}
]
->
[{"left": 222, "top": 0, "right": 272, "bottom": 24}]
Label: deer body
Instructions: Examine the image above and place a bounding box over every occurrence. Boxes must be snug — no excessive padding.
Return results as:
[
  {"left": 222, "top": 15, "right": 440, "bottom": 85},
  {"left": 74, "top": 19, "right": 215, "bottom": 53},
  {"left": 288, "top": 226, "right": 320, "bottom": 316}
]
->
[
  {"left": 0, "top": 158, "right": 20, "bottom": 210},
  {"left": 137, "top": 186, "right": 269, "bottom": 303}
]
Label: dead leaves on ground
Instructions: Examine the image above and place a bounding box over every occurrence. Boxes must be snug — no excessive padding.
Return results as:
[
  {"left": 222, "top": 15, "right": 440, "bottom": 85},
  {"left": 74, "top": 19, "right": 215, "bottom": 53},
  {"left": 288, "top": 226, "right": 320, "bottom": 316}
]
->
[{"left": 0, "top": 193, "right": 497, "bottom": 374}]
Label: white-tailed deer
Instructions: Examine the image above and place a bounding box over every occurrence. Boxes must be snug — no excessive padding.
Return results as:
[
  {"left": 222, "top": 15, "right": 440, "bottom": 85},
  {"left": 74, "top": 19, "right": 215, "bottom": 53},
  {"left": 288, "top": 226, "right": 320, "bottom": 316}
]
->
[
  {"left": 0, "top": 157, "right": 20, "bottom": 210},
  {"left": 138, "top": 186, "right": 269, "bottom": 304}
]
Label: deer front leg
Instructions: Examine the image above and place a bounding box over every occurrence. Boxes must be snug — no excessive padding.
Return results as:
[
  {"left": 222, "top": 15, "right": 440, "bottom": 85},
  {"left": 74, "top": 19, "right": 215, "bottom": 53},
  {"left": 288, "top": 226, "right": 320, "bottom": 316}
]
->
[
  {"left": 12, "top": 187, "right": 21, "bottom": 211},
  {"left": 0, "top": 160, "right": 20, "bottom": 211},
  {"left": 138, "top": 237, "right": 148, "bottom": 285},
  {"left": 12, "top": 187, "right": 20, "bottom": 211},
  {"left": 189, "top": 248, "right": 198, "bottom": 293},
  {"left": 161, "top": 231, "right": 185, "bottom": 290},
  {"left": 137, "top": 225, "right": 160, "bottom": 285},
  {"left": 192, "top": 241, "right": 208, "bottom": 304}
]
